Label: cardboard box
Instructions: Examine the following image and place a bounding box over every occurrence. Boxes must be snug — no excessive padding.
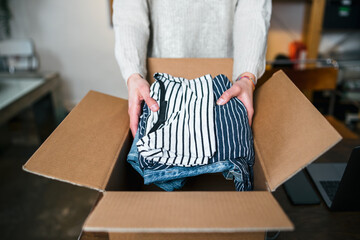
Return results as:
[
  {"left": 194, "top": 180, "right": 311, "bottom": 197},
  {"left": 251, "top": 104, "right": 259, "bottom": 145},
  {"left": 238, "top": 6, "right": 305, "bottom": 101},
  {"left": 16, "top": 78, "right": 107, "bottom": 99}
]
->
[{"left": 23, "top": 58, "right": 342, "bottom": 240}]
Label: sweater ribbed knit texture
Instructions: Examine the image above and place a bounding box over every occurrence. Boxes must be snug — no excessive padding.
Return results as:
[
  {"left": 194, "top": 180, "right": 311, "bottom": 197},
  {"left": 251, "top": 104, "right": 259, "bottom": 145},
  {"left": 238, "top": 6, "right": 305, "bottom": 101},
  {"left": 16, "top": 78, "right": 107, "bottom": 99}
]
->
[{"left": 113, "top": 0, "right": 271, "bottom": 83}]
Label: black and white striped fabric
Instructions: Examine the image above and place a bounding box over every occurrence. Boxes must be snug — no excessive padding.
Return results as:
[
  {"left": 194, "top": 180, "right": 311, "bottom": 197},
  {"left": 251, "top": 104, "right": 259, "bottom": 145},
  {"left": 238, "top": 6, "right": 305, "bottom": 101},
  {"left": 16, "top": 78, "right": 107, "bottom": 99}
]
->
[{"left": 137, "top": 73, "right": 216, "bottom": 167}]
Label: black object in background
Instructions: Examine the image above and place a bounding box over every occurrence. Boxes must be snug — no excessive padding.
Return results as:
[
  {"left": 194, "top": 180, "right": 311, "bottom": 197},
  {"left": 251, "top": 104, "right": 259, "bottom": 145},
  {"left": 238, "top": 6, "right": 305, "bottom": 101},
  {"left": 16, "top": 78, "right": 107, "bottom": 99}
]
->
[
  {"left": 307, "top": 147, "right": 360, "bottom": 211},
  {"left": 284, "top": 170, "right": 321, "bottom": 205},
  {"left": 331, "top": 146, "right": 360, "bottom": 211},
  {"left": 272, "top": 54, "right": 294, "bottom": 69},
  {"left": 323, "top": 0, "right": 360, "bottom": 30}
]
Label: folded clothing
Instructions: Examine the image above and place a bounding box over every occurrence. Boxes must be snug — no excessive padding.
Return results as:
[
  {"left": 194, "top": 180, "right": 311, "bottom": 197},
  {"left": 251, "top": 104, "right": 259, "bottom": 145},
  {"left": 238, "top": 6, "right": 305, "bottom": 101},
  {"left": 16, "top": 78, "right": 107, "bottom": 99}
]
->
[{"left": 127, "top": 73, "right": 254, "bottom": 191}]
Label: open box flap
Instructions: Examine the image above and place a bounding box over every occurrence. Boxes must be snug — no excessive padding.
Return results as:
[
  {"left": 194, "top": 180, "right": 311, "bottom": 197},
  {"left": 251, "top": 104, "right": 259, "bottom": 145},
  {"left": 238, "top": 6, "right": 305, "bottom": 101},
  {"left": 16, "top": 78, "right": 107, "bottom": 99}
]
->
[
  {"left": 253, "top": 70, "right": 342, "bottom": 191},
  {"left": 23, "top": 91, "right": 130, "bottom": 191},
  {"left": 83, "top": 191, "right": 294, "bottom": 233}
]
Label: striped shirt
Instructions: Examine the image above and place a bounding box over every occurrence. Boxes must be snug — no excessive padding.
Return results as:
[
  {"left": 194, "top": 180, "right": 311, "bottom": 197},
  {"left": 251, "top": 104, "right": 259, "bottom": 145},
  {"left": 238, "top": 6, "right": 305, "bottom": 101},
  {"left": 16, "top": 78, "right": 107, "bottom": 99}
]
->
[
  {"left": 210, "top": 74, "right": 255, "bottom": 191},
  {"left": 137, "top": 73, "right": 216, "bottom": 167},
  {"left": 209, "top": 74, "right": 254, "bottom": 164}
]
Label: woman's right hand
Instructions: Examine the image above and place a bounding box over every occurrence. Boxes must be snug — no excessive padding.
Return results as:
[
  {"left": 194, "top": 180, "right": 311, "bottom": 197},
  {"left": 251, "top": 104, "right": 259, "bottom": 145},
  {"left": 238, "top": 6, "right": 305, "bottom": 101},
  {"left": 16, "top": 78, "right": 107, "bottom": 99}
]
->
[{"left": 127, "top": 73, "right": 159, "bottom": 137}]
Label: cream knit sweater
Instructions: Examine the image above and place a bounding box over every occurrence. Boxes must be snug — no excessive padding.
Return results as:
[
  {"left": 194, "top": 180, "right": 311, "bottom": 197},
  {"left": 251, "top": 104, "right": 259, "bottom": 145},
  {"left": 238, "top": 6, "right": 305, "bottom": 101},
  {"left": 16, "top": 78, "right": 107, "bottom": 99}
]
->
[{"left": 113, "top": 0, "right": 271, "bottom": 83}]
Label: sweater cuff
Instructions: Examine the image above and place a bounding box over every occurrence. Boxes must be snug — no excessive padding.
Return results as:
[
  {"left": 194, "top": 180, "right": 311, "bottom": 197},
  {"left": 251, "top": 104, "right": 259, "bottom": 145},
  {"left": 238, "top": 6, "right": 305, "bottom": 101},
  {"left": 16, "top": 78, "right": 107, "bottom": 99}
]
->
[
  {"left": 121, "top": 64, "right": 147, "bottom": 86},
  {"left": 233, "top": 60, "right": 265, "bottom": 84}
]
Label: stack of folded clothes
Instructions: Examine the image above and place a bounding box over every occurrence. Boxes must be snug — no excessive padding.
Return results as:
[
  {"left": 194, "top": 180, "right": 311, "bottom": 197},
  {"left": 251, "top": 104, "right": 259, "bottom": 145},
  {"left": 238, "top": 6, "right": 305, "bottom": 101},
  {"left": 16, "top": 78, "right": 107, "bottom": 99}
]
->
[{"left": 127, "top": 72, "right": 254, "bottom": 191}]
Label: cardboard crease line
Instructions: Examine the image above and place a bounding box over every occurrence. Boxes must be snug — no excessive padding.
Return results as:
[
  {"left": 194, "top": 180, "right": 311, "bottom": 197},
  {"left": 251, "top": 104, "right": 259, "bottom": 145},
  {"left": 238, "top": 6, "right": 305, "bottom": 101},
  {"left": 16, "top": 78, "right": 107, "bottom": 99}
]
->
[
  {"left": 22, "top": 165, "right": 104, "bottom": 192},
  {"left": 101, "top": 119, "right": 130, "bottom": 191},
  {"left": 253, "top": 139, "right": 271, "bottom": 191}
]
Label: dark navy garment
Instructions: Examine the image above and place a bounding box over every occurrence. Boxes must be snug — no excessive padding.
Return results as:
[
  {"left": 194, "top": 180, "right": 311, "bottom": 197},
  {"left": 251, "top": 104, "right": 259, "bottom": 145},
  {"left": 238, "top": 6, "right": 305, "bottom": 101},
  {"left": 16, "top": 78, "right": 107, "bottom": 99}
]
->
[{"left": 127, "top": 73, "right": 255, "bottom": 191}]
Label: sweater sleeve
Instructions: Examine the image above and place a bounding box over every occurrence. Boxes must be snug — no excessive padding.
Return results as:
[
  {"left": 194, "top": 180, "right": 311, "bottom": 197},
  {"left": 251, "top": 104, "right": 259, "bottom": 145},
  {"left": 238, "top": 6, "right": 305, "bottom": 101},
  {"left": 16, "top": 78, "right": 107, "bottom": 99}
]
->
[
  {"left": 113, "top": 0, "right": 150, "bottom": 84},
  {"left": 232, "top": 0, "right": 272, "bottom": 82}
]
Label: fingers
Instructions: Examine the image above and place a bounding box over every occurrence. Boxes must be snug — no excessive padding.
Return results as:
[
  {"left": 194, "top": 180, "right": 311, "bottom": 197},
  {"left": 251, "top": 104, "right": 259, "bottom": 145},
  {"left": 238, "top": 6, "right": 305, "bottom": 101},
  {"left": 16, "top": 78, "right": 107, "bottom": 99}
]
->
[
  {"left": 216, "top": 83, "right": 254, "bottom": 126},
  {"left": 216, "top": 84, "right": 241, "bottom": 105},
  {"left": 127, "top": 75, "right": 159, "bottom": 136},
  {"left": 128, "top": 82, "right": 159, "bottom": 137},
  {"left": 139, "top": 85, "right": 159, "bottom": 112}
]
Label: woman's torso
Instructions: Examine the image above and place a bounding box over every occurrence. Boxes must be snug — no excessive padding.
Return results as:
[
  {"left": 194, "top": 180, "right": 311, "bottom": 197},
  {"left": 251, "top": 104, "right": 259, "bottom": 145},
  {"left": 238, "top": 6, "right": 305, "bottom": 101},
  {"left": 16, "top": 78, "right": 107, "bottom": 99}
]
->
[{"left": 147, "top": 0, "right": 238, "bottom": 58}]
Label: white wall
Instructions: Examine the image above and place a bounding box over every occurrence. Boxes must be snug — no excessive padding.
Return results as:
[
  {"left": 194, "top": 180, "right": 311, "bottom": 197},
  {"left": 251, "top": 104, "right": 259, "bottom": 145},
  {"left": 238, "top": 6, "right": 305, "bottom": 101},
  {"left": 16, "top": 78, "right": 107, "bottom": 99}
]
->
[
  {"left": 267, "top": 2, "right": 306, "bottom": 60},
  {"left": 9, "top": 0, "right": 305, "bottom": 110},
  {"left": 9, "top": 1, "right": 359, "bottom": 110},
  {"left": 9, "top": 0, "right": 127, "bottom": 110}
]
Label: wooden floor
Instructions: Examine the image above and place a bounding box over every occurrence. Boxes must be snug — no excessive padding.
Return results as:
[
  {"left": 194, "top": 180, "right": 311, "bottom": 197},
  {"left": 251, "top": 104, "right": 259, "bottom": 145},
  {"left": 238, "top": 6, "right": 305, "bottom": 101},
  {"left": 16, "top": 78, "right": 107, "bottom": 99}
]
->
[{"left": 0, "top": 145, "right": 99, "bottom": 240}]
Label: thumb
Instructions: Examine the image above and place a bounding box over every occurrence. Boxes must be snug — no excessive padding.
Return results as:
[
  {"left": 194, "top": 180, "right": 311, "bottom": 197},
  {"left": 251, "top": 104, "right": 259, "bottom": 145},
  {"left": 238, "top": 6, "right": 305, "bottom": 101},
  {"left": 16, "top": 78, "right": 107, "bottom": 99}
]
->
[
  {"left": 216, "top": 85, "right": 241, "bottom": 105},
  {"left": 139, "top": 86, "right": 159, "bottom": 112}
]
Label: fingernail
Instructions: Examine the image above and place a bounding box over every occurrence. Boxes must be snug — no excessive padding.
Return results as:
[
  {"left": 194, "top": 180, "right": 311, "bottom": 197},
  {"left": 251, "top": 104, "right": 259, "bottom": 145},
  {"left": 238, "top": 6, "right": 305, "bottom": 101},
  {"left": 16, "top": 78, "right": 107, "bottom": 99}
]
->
[
  {"left": 150, "top": 103, "right": 159, "bottom": 111},
  {"left": 217, "top": 98, "right": 225, "bottom": 105}
]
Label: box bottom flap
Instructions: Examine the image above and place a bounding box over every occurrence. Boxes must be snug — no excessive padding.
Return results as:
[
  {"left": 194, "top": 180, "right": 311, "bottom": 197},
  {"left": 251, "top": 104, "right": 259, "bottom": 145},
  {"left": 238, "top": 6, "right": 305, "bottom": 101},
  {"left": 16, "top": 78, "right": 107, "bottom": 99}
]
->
[{"left": 83, "top": 192, "right": 294, "bottom": 233}]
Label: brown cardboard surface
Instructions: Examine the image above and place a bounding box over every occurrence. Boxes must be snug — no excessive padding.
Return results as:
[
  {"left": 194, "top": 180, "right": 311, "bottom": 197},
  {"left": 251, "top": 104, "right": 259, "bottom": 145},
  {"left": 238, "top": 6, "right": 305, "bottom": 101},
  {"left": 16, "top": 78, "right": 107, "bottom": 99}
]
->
[
  {"left": 108, "top": 232, "right": 265, "bottom": 240},
  {"left": 80, "top": 232, "right": 265, "bottom": 240},
  {"left": 252, "top": 154, "right": 268, "bottom": 191},
  {"left": 23, "top": 91, "right": 130, "bottom": 191},
  {"left": 147, "top": 58, "right": 233, "bottom": 83},
  {"left": 252, "top": 70, "right": 342, "bottom": 191},
  {"left": 83, "top": 192, "right": 294, "bottom": 232},
  {"left": 258, "top": 67, "right": 338, "bottom": 90}
]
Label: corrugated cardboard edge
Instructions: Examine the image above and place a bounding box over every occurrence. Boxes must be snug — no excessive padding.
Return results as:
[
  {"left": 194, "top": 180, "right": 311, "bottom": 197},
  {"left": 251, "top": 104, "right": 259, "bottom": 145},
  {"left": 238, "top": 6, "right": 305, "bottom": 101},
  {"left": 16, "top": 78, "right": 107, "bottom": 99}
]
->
[
  {"left": 22, "top": 165, "right": 105, "bottom": 192},
  {"left": 82, "top": 226, "right": 293, "bottom": 233},
  {"left": 107, "top": 232, "right": 265, "bottom": 240}
]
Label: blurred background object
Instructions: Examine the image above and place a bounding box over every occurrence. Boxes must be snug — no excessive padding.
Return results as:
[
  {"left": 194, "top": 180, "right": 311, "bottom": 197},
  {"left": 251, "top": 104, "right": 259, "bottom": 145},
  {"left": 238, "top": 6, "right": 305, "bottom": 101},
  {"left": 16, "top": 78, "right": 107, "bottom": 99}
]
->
[
  {"left": 0, "top": 39, "right": 39, "bottom": 73},
  {"left": 0, "top": 0, "right": 11, "bottom": 40}
]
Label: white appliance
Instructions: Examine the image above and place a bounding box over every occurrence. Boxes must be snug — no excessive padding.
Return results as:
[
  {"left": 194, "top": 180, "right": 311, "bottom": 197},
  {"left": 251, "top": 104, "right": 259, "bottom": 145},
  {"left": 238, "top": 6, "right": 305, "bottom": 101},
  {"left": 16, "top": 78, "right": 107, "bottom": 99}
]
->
[{"left": 0, "top": 39, "right": 39, "bottom": 73}]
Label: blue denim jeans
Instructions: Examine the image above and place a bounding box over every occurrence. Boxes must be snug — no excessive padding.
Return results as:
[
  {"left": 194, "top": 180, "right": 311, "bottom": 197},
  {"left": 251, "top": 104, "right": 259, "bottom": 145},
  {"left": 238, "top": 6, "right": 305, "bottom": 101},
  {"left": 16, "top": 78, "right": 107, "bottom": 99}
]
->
[
  {"left": 127, "top": 73, "right": 254, "bottom": 191},
  {"left": 127, "top": 131, "right": 187, "bottom": 191}
]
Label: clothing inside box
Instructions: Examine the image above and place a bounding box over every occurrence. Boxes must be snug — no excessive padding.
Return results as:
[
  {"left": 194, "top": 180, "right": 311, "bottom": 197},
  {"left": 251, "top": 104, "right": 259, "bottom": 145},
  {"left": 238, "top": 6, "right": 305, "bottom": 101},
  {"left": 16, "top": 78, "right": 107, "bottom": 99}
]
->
[
  {"left": 22, "top": 60, "right": 342, "bottom": 197},
  {"left": 131, "top": 73, "right": 254, "bottom": 192},
  {"left": 104, "top": 134, "right": 266, "bottom": 192}
]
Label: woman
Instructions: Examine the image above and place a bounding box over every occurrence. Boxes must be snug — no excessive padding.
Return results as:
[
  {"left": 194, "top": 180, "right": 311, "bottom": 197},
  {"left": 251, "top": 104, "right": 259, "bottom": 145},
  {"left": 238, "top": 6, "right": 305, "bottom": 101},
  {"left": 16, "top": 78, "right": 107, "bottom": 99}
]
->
[{"left": 113, "top": 0, "right": 271, "bottom": 137}]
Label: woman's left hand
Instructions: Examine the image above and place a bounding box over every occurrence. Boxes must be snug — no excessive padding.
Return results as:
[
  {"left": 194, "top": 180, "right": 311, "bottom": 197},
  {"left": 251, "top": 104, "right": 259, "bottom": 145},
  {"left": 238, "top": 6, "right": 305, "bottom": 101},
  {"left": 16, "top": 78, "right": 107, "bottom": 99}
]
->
[{"left": 216, "top": 73, "right": 255, "bottom": 126}]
